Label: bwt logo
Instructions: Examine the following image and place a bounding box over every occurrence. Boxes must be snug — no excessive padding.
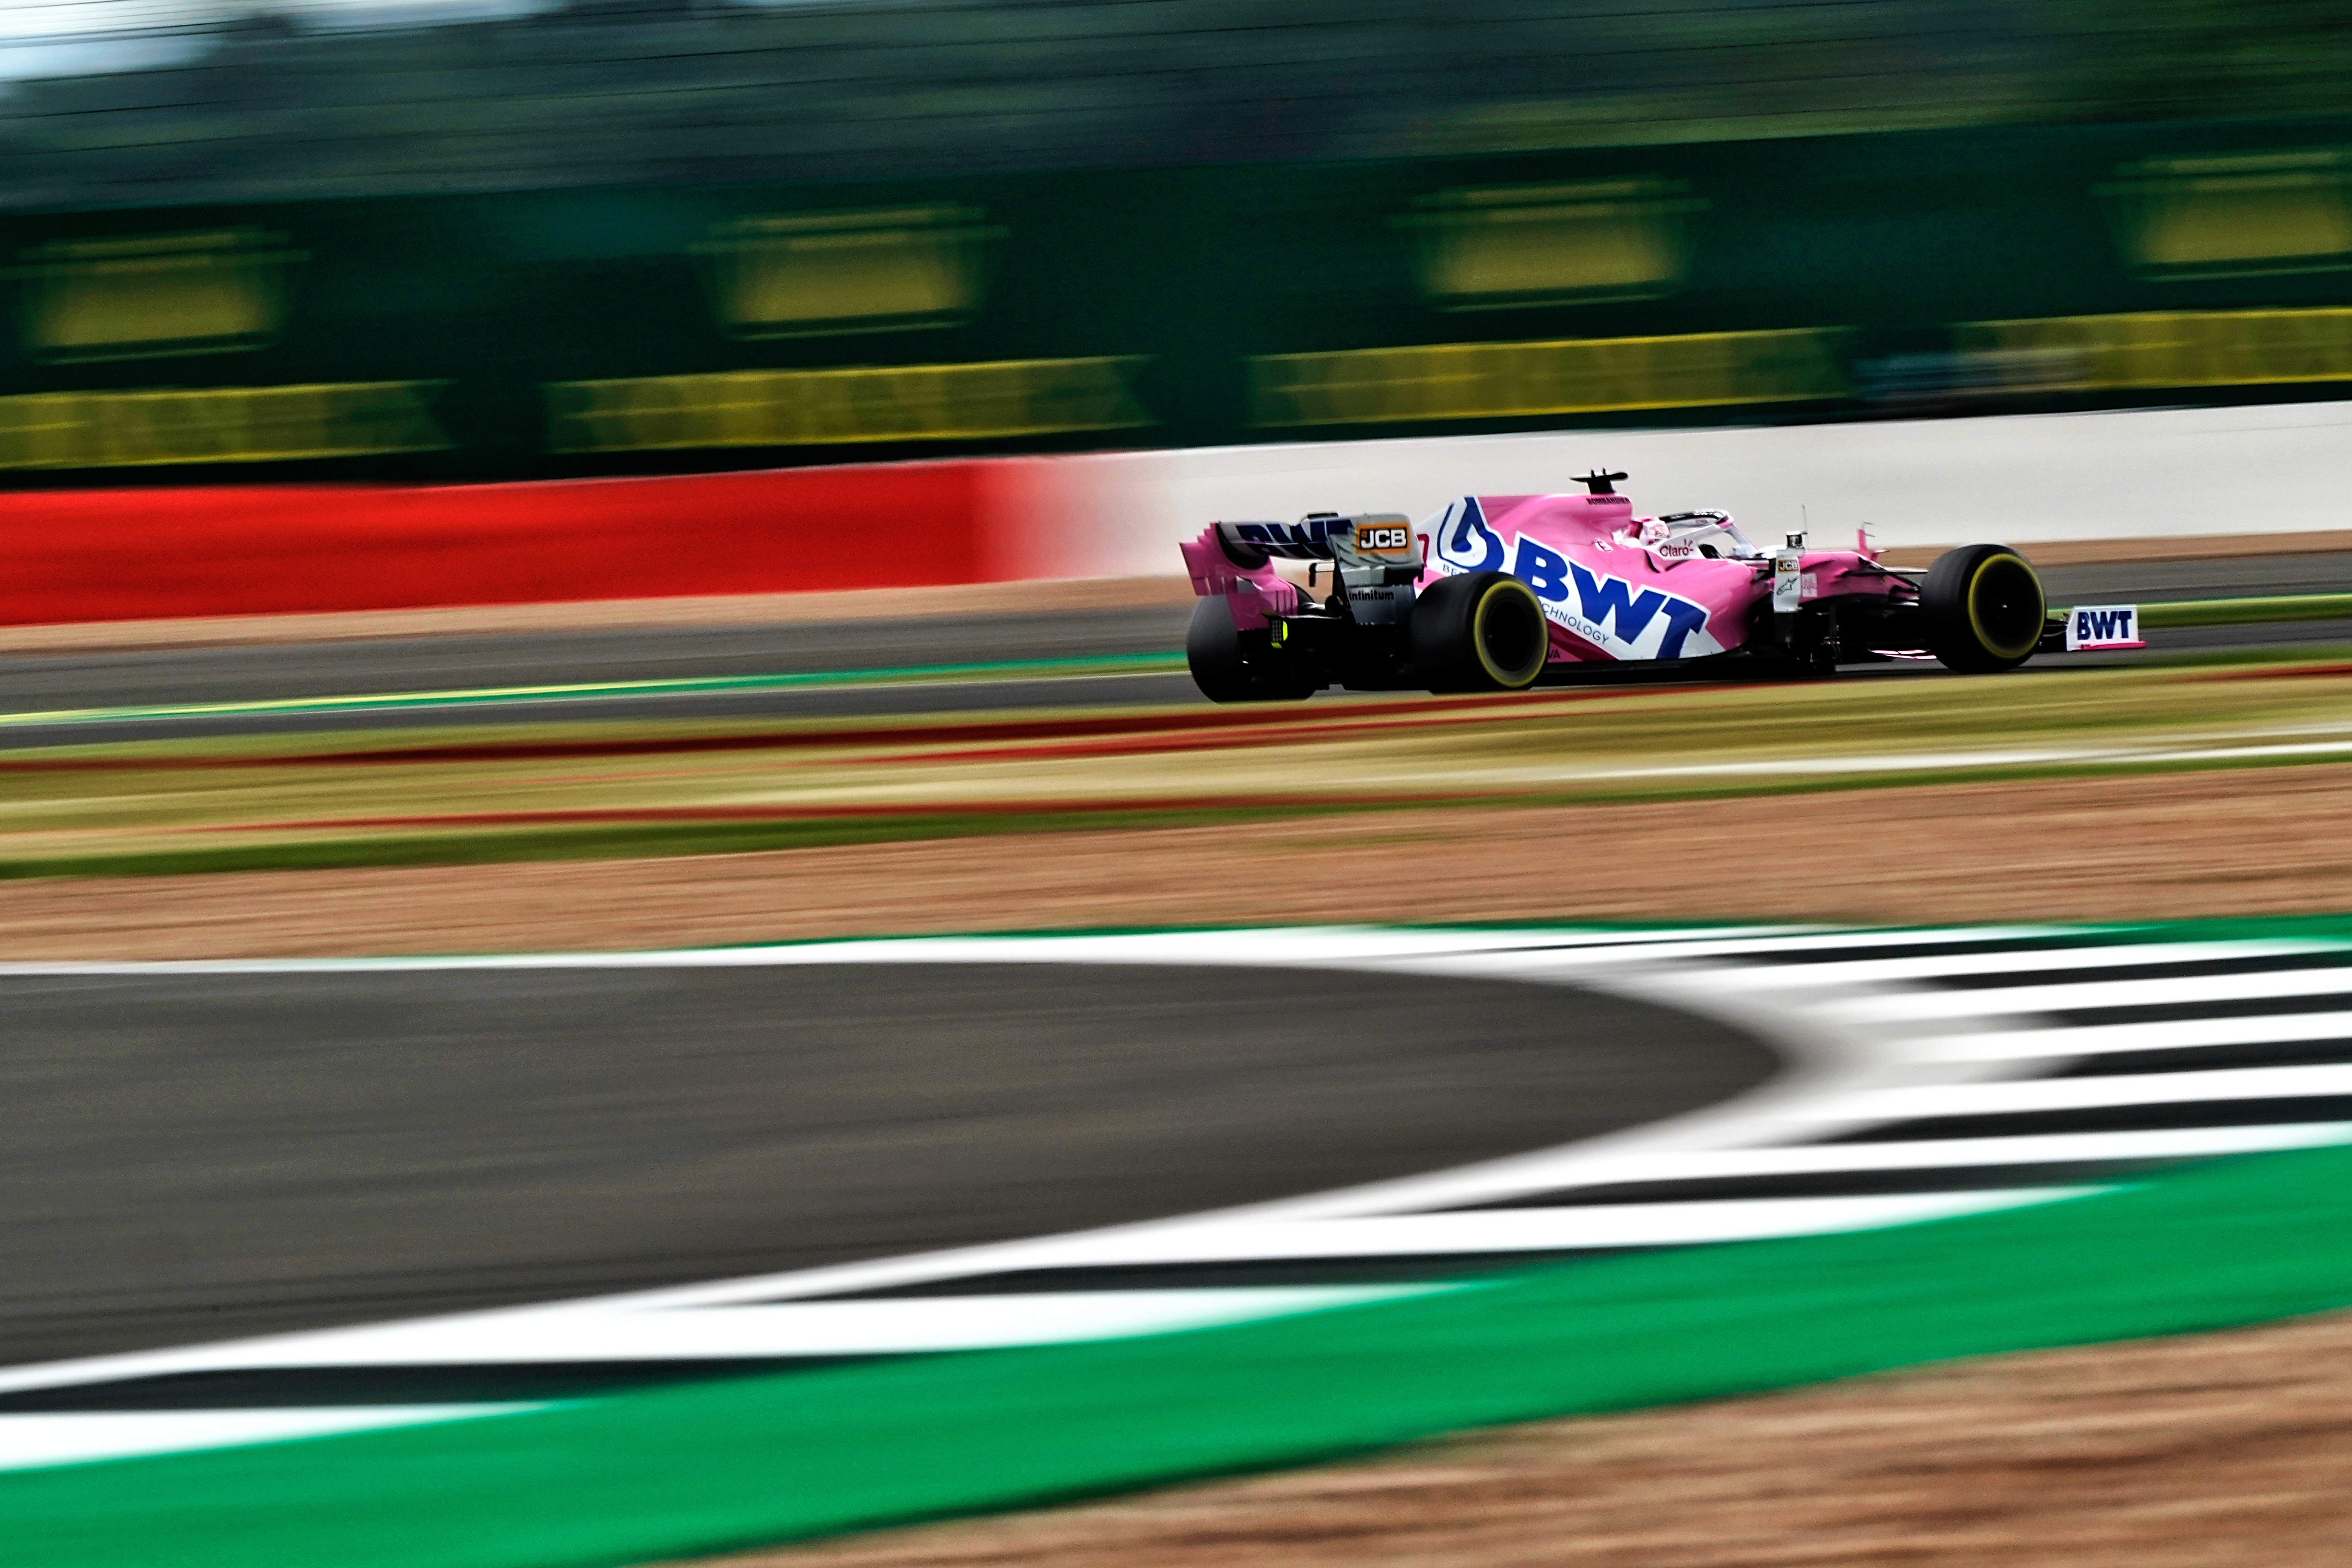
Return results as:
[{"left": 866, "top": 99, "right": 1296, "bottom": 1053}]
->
[
  {"left": 1512, "top": 538, "right": 1709, "bottom": 659},
  {"left": 1358, "top": 524, "right": 1412, "bottom": 553},
  {"left": 1432, "top": 499, "right": 1710, "bottom": 659},
  {"left": 1436, "top": 498, "right": 1506, "bottom": 573},
  {"left": 2067, "top": 604, "right": 2141, "bottom": 650}
]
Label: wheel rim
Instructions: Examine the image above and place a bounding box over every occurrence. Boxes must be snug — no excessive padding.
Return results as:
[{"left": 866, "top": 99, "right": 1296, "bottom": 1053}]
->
[
  {"left": 1966, "top": 554, "right": 2043, "bottom": 660},
  {"left": 1473, "top": 583, "right": 1547, "bottom": 687}
]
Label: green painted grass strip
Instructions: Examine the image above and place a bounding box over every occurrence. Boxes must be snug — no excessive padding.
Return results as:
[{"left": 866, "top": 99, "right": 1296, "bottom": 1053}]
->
[
  {"left": 22, "top": 737, "right": 2352, "bottom": 882},
  {"left": 8, "top": 1142, "right": 2352, "bottom": 1568},
  {"left": 2131, "top": 593, "right": 2352, "bottom": 629},
  {"left": 0, "top": 652, "right": 1187, "bottom": 731},
  {"left": 2107, "top": 911, "right": 2352, "bottom": 946},
  {"left": 0, "top": 804, "right": 1359, "bottom": 881}
]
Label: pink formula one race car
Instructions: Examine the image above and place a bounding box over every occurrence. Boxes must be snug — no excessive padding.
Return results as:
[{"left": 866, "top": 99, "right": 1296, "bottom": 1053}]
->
[{"left": 1178, "top": 470, "right": 2140, "bottom": 701}]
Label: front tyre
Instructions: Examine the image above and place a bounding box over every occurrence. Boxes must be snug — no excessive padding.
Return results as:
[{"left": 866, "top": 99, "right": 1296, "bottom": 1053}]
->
[
  {"left": 1185, "top": 597, "right": 1318, "bottom": 702},
  {"left": 1411, "top": 571, "right": 1549, "bottom": 692},
  {"left": 1922, "top": 544, "right": 2044, "bottom": 673}
]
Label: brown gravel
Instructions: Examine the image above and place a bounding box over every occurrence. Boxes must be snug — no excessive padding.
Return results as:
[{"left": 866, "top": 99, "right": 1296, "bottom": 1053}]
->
[
  {"left": 703, "top": 1309, "right": 2352, "bottom": 1568},
  {"left": 8, "top": 763, "right": 2352, "bottom": 959}
]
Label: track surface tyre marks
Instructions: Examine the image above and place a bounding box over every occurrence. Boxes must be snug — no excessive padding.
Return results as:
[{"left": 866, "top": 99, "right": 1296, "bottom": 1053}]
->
[
  {"left": 0, "top": 609, "right": 1198, "bottom": 712},
  {"left": 0, "top": 962, "right": 1777, "bottom": 1367}
]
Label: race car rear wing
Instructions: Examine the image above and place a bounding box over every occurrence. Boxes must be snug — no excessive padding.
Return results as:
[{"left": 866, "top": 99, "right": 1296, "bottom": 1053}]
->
[
  {"left": 1187, "top": 513, "right": 1425, "bottom": 628},
  {"left": 1211, "top": 514, "right": 1418, "bottom": 570}
]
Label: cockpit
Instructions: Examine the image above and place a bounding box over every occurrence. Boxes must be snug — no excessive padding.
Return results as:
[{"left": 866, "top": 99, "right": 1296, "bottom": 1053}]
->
[{"left": 1639, "top": 509, "right": 1764, "bottom": 561}]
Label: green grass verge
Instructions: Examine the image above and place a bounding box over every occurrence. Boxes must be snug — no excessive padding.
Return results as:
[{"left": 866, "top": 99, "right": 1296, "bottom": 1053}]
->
[
  {"left": 2137, "top": 593, "right": 2352, "bottom": 629},
  {"left": 8, "top": 1141, "right": 2352, "bottom": 1568},
  {"left": 13, "top": 648, "right": 2352, "bottom": 879},
  {"left": 22, "top": 737, "right": 2352, "bottom": 880},
  {"left": 2126, "top": 640, "right": 2352, "bottom": 668},
  {"left": 0, "top": 806, "right": 1374, "bottom": 880},
  {"left": 2104, "top": 911, "right": 2352, "bottom": 945}
]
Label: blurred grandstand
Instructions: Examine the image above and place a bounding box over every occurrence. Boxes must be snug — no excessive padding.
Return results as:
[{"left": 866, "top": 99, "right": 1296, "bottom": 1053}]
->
[
  {"left": 0, "top": 0, "right": 2346, "bottom": 483},
  {"left": 3, "top": 0, "right": 2346, "bottom": 208}
]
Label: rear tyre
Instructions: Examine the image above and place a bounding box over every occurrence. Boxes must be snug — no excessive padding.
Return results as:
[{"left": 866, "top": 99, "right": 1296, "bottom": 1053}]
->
[
  {"left": 1411, "top": 571, "right": 1549, "bottom": 692},
  {"left": 1922, "top": 544, "right": 2044, "bottom": 673},
  {"left": 1186, "top": 597, "right": 1319, "bottom": 702}
]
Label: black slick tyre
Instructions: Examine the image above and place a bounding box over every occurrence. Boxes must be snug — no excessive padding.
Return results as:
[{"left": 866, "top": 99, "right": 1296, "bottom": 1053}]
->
[
  {"left": 1185, "top": 597, "right": 1318, "bottom": 702},
  {"left": 1921, "top": 545, "right": 2044, "bottom": 673},
  {"left": 1411, "top": 571, "right": 1549, "bottom": 693}
]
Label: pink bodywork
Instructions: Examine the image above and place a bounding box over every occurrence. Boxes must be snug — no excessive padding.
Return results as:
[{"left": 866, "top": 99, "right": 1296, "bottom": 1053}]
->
[
  {"left": 1185, "top": 491, "right": 1906, "bottom": 664},
  {"left": 1178, "top": 531, "right": 1299, "bottom": 630}
]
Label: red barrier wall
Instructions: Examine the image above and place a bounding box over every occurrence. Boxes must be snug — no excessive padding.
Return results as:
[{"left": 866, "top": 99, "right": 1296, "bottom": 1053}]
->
[{"left": 0, "top": 463, "right": 996, "bottom": 625}]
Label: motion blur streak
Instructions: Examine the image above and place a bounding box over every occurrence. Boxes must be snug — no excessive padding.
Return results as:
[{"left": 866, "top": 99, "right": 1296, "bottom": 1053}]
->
[
  {"left": 0, "top": 3, "right": 2348, "bottom": 487},
  {"left": 5, "top": 2, "right": 2347, "bottom": 198}
]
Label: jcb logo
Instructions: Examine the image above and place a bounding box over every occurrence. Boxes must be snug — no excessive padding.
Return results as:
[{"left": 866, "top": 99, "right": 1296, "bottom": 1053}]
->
[{"left": 1359, "top": 525, "right": 1411, "bottom": 553}]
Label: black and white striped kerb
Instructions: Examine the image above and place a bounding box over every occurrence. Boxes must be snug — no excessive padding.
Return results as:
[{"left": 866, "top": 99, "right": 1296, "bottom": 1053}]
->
[{"left": 3, "top": 924, "right": 2347, "bottom": 1471}]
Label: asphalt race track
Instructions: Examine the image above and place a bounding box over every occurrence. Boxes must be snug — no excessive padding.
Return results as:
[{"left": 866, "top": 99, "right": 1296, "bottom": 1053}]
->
[
  {"left": 0, "top": 962, "right": 1777, "bottom": 1368},
  {"left": 0, "top": 552, "right": 2349, "bottom": 748},
  {"left": 0, "top": 609, "right": 1195, "bottom": 715}
]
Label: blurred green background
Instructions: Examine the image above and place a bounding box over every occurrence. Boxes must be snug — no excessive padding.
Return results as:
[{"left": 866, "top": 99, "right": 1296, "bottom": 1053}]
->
[{"left": 0, "top": 0, "right": 2348, "bottom": 483}]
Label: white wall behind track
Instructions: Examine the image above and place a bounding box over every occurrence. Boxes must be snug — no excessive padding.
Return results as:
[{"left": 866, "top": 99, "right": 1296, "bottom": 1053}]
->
[{"left": 1001, "top": 399, "right": 2352, "bottom": 579}]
